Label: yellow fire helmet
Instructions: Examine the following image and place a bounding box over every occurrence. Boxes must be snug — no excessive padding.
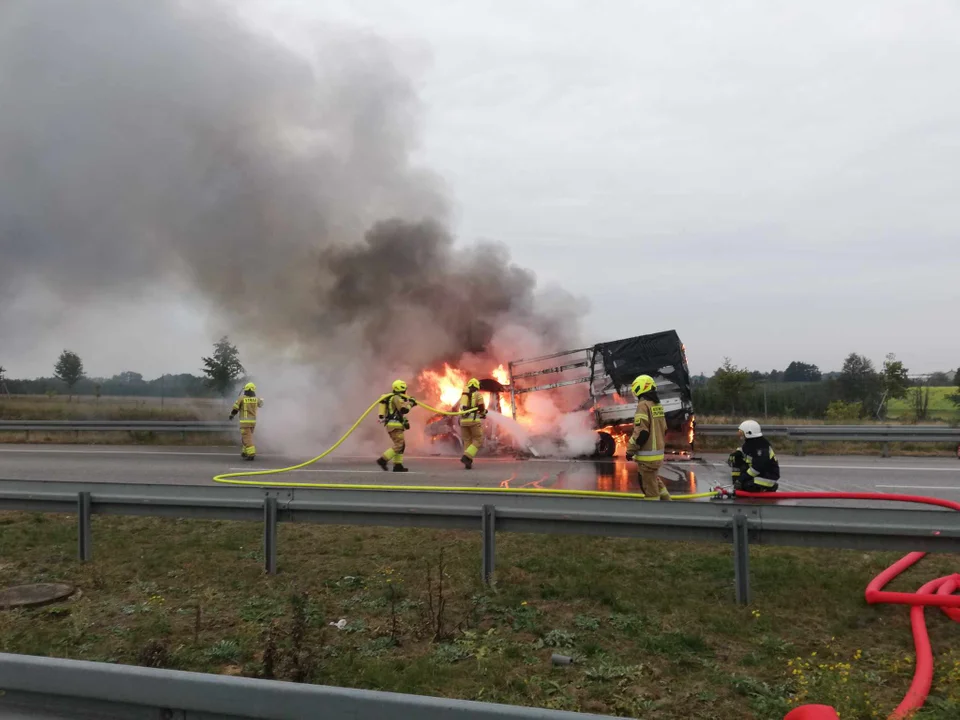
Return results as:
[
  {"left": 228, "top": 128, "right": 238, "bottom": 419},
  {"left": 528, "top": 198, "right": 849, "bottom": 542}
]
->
[
  {"left": 467, "top": 378, "right": 481, "bottom": 390},
  {"left": 392, "top": 379, "right": 407, "bottom": 394},
  {"left": 630, "top": 374, "right": 656, "bottom": 397},
  {"left": 243, "top": 382, "right": 256, "bottom": 393}
]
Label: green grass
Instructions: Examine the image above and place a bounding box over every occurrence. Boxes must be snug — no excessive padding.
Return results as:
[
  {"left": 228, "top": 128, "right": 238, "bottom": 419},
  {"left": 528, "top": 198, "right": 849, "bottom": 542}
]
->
[
  {"left": 1, "top": 513, "right": 959, "bottom": 718},
  {"left": 0, "top": 394, "right": 223, "bottom": 421},
  {"left": 887, "top": 388, "right": 960, "bottom": 422}
]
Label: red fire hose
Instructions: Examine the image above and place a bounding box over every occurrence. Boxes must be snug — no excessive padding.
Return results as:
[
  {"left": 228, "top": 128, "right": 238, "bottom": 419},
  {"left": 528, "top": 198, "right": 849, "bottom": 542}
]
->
[{"left": 734, "top": 490, "right": 960, "bottom": 720}]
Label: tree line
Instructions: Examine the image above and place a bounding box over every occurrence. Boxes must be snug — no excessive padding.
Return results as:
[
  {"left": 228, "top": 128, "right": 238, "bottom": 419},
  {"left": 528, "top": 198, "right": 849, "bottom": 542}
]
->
[
  {"left": 692, "top": 354, "right": 960, "bottom": 421},
  {"left": 0, "top": 337, "right": 247, "bottom": 400}
]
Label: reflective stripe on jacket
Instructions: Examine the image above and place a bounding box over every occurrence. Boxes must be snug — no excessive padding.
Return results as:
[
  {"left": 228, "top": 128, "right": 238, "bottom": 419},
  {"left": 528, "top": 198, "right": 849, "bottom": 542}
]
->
[
  {"left": 459, "top": 390, "right": 485, "bottom": 426},
  {"left": 233, "top": 395, "right": 263, "bottom": 425},
  {"left": 632, "top": 398, "right": 666, "bottom": 463},
  {"left": 379, "top": 393, "right": 411, "bottom": 429}
]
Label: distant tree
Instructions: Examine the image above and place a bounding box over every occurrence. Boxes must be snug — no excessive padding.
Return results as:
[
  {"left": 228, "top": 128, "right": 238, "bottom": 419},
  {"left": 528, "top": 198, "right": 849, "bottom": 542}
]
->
[
  {"left": 712, "top": 358, "right": 753, "bottom": 414},
  {"left": 880, "top": 354, "right": 911, "bottom": 417},
  {"left": 838, "top": 353, "right": 882, "bottom": 415},
  {"left": 909, "top": 383, "right": 931, "bottom": 423},
  {"left": 116, "top": 371, "right": 145, "bottom": 385},
  {"left": 952, "top": 367, "right": 960, "bottom": 408},
  {"left": 54, "top": 350, "right": 85, "bottom": 399},
  {"left": 783, "top": 361, "right": 822, "bottom": 383},
  {"left": 202, "top": 336, "right": 245, "bottom": 398},
  {"left": 926, "top": 371, "right": 952, "bottom": 386}
]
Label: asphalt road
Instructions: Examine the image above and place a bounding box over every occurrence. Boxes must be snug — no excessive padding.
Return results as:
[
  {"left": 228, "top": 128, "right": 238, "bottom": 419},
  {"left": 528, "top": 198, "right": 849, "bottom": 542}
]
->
[{"left": 1, "top": 445, "right": 958, "bottom": 504}]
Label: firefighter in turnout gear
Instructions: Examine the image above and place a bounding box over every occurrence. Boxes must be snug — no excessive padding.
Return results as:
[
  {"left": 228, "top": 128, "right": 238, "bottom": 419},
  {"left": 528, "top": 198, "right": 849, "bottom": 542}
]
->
[
  {"left": 727, "top": 420, "right": 780, "bottom": 492},
  {"left": 459, "top": 378, "right": 486, "bottom": 469},
  {"left": 625, "top": 374, "right": 672, "bottom": 501},
  {"left": 376, "top": 380, "right": 416, "bottom": 473},
  {"left": 229, "top": 382, "right": 263, "bottom": 461}
]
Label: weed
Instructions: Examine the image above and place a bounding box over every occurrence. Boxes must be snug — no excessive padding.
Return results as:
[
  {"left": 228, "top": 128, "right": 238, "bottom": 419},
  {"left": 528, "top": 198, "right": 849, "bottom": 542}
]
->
[
  {"left": 205, "top": 639, "right": 242, "bottom": 663},
  {"left": 574, "top": 615, "right": 600, "bottom": 631}
]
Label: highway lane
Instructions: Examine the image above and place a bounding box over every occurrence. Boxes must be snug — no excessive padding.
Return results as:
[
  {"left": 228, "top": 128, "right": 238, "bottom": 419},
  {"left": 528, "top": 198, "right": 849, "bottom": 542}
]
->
[{"left": 0, "top": 445, "right": 957, "bottom": 504}]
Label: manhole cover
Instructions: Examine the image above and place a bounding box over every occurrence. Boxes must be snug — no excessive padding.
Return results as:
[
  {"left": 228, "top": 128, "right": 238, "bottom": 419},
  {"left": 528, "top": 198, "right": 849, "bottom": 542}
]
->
[{"left": 0, "top": 583, "right": 76, "bottom": 609}]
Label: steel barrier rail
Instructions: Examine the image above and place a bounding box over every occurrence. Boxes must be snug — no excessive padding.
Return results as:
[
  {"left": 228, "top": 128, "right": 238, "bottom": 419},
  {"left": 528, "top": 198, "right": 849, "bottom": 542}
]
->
[
  {"left": 695, "top": 423, "right": 960, "bottom": 457},
  {"left": 0, "top": 652, "right": 620, "bottom": 720},
  {"left": 2, "top": 480, "right": 959, "bottom": 606}
]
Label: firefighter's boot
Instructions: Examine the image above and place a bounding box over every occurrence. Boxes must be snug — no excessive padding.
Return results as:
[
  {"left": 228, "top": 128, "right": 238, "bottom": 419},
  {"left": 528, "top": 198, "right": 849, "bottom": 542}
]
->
[
  {"left": 393, "top": 464, "right": 409, "bottom": 473},
  {"left": 460, "top": 454, "right": 473, "bottom": 470},
  {"left": 376, "top": 457, "right": 389, "bottom": 471}
]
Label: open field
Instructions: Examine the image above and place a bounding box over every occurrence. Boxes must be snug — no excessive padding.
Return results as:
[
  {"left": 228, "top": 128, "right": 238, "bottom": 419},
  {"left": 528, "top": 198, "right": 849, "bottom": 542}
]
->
[
  {"left": 1, "top": 513, "right": 958, "bottom": 719},
  {"left": 887, "top": 388, "right": 960, "bottom": 422},
  {"left": 0, "top": 394, "right": 225, "bottom": 421}
]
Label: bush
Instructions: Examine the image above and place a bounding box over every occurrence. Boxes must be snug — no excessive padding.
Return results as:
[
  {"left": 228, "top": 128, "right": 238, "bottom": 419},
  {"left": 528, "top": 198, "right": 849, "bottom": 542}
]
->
[{"left": 825, "top": 400, "right": 863, "bottom": 422}]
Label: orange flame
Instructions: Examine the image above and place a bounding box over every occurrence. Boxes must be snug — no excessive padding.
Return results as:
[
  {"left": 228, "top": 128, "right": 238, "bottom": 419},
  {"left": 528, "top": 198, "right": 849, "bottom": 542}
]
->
[
  {"left": 419, "top": 364, "right": 467, "bottom": 407},
  {"left": 492, "top": 364, "right": 509, "bottom": 386}
]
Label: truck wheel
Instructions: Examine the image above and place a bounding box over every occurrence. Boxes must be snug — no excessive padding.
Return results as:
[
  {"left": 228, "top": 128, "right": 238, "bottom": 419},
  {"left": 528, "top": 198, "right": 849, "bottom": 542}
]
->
[{"left": 595, "top": 432, "right": 616, "bottom": 458}]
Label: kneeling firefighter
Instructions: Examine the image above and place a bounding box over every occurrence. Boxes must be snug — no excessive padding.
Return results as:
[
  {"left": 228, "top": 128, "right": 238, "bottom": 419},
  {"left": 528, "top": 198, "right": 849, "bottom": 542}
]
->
[
  {"left": 229, "top": 382, "right": 264, "bottom": 461},
  {"left": 459, "top": 378, "right": 486, "bottom": 470},
  {"left": 625, "top": 374, "right": 672, "bottom": 501},
  {"left": 727, "top": 420, "right": 780, "bottom": 492},
  {"left": 376, "top": 380, "right": 416, "bottom": 473}
]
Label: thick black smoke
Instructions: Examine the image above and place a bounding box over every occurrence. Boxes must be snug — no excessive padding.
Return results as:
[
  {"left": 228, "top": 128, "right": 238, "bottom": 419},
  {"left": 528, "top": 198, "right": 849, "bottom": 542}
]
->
[{"left": 0, "top": 0, "right": 583, "bottom": 386}]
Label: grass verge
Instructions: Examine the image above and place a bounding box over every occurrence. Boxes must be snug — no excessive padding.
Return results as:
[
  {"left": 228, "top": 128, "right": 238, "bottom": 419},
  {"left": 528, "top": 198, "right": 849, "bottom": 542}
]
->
[{"left": 1, "top": 513, "right": 959, "bottom": 718}]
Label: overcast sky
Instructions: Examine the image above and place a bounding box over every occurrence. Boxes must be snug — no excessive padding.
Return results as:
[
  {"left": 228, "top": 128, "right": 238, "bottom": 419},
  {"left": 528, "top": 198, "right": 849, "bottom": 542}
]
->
[{"left": 4, "top": 0, "right": 958, "bottom": 378}]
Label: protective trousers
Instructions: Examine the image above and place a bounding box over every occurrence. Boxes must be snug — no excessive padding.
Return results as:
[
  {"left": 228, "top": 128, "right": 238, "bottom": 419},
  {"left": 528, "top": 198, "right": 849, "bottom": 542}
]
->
[
  {"left": 461, "top": 423, "right": 484, "bottom": 459},
  {"left": 382, "top": 428, "right": 405, "bottom": 466},
  {"left": 637, "top": 460, "right": 671, "bottom": 501},
  {"left": 240, "top": 425, "right": 256, "bottom": 457}
]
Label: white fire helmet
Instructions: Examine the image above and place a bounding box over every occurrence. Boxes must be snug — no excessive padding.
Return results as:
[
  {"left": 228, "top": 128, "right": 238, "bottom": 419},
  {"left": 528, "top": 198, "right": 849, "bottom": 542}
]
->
[{"left": 738, "top": 420, "right": 762, "bottom": 438}]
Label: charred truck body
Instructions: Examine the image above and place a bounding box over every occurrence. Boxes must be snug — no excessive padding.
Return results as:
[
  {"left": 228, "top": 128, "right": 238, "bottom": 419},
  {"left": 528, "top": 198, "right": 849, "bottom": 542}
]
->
[
  {"left": 506, "top": 330, "right": 696, "bottom": 457},
  {"left": 424, "top": 330, "right": 695, "bottom": 458}
]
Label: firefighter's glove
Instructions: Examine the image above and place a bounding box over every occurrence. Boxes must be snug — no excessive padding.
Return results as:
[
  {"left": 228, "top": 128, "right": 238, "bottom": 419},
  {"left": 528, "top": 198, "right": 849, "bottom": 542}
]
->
[
  {"left": 229, "top": 412, "right": 236, "bottom": 421},
  {"left": 400, "top": 407, "right": 410, "bottom": 415},
  {"left": 408, "top": 398, "right": 417, "bottom": 407},
  {"left": 727, "top": 450, "right": 744, "bottom": 468},
  {"left": 403, "top": 419, "right": 410, "bottom": 430},
  {"left": 625, "top": 451, "right": 634, "bottom": 461}
]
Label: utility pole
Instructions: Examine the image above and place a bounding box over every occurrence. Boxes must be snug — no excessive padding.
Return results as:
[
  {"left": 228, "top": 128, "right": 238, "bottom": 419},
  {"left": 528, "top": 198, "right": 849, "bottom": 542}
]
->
[{"left": 0, "top": 366, "right": 9, "bottom": 397}]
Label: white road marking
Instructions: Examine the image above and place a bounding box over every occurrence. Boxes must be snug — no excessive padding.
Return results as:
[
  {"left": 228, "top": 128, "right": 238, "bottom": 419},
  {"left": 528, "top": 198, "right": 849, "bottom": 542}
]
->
[
  {"left": 0, "top": 448, "right": 236, "bottom": 457},
  {"left": 875, "top": 485, "right": 960, "bottom": 491},
  {"left": 780, "top": 464, "right": 960, "bottom": 473},
  {"left": 227, "top": 468, "right": 419, "bottom": 475},
  {"left": 704, "top": 460, "right": 959, "bottom": 473}
]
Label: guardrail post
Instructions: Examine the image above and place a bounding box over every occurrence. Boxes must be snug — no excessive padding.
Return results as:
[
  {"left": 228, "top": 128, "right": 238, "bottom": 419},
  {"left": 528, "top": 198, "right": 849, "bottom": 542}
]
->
[
  {"left": 882, "top": 441, "right": 890, "bottom": 458},
  {"left": 794, "top": 439, "right": 804, "bottom": 457},
  {"left": 263, "top": 497, "right": 278, "bottom": 575},
  {"left": 732, "top": 513, "right": 751, "bottom": 605},
  {"left": 481, "top": 504, "right": 496, "bottom": 585},
  {"left": 77, "top": 492, "right": 92, "bottom": 562}
]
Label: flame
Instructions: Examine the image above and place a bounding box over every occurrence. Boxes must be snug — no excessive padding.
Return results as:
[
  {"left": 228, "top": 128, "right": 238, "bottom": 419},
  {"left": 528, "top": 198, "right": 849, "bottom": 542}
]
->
[
  {"left": 419, "top": 363, "right": 514, "bottom": 413},
  {"left": 598, "top": 425, "right": 631, "bottom": 455},
  {"left": 419, "top": 364, "right": 467, "bottom": 407},
  {"left": 687, "top": 420, "right": 695, "bottom": 446}
]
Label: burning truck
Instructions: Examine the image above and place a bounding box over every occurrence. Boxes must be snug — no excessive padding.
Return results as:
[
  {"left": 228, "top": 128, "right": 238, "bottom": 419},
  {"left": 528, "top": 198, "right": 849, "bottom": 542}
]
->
[{"left": 423, "top": 330, "right": 695, "bottom": 458}]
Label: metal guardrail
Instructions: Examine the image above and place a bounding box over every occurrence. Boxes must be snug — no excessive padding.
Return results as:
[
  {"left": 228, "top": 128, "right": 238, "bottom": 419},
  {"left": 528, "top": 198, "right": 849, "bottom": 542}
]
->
[
  {"left": 695, "top": 423, "right": 960, "bottom": 457},
  {"left": 0, "top": 652, "right": 619, "bottom": 719},
  {"left": 2, "top": 482, "right": 958, "bottom": 719},
  {"left": 2, "top": 480, "right": 958, "bottom": 606}
]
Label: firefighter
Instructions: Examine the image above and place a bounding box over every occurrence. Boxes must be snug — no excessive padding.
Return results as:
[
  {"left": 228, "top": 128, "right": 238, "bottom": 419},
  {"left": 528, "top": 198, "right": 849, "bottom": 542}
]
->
[
  {"left": 229, "top": 382, "right": 263, "bottom": 461},
  {"left": 459, "top": 378, "right": 486, "bottom": 469},
  {"left": 727, "top": 420, "right": 780, "bottom": 492},
  {"left": 625, "top": 374, "right": 672, "bottom": 501},
  {"left": 376, "top": 379, "right": 416, "bottom": 473}
]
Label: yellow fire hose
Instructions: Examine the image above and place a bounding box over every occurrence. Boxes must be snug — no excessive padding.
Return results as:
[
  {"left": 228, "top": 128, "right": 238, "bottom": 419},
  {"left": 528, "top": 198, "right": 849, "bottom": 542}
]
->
[{"left": 212, "top": 394, "right": 717, "bottom": 501}]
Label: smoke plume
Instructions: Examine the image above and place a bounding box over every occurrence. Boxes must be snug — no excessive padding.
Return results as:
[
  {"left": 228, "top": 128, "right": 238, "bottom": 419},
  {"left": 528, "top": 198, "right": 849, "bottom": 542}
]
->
[{"left": 0, "top": 0, "right": 585, "bottom": 452}]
